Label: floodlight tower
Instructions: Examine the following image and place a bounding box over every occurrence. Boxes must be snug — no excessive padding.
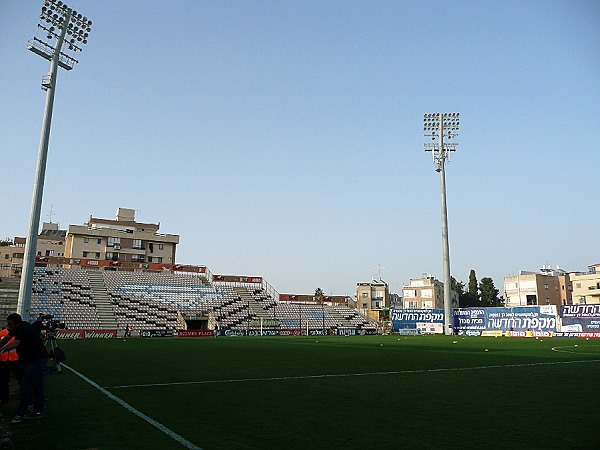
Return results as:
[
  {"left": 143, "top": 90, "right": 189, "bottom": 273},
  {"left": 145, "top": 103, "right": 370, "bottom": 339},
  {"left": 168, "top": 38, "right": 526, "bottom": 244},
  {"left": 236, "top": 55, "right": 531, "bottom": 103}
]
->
[
  {"left": 18, "top": 0, "right": 92, "bottom": 318},
  {"left": 423, "top": 113, "right": 459, "bottom": 335}
]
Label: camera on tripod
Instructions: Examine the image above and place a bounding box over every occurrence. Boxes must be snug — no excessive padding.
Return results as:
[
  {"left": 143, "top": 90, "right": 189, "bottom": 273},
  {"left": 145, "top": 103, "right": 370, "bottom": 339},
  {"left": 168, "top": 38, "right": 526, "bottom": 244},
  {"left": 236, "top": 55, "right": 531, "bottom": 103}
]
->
[{"left": 39, "top": 314, "right": 65, "bottom": 338}]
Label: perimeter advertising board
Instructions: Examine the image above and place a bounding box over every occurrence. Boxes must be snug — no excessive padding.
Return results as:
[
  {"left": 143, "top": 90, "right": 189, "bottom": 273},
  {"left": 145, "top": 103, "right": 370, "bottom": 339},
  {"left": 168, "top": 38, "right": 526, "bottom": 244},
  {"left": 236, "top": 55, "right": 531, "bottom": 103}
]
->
[
  {"left": 55, "top": 329, "right": 117, "bottom": 339},
  {"left": 559, "top": 305, "right": 600, "bottom": 335},
  {"left": 391, "top": 309, "right": 445, "bottom": 334},
  {"left": 453, "top": 306, "right": 558, "bottom": 335},
  {"left": 177, "top": 330, "right": 214, "bottom": 337}
]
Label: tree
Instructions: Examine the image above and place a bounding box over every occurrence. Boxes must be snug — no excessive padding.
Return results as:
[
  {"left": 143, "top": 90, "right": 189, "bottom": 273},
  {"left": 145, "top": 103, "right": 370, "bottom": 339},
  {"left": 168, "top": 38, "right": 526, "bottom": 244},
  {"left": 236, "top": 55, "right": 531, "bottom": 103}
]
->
[
  {"left": 479, "top": 277, "right": 501, "bottom": 307},
  {"left": 451, "top": 276, "right": 470, "bottom": 308},
  {"left": 468, "top": 270, "right": 478, "bottom": 300},
  {"left": 314, "top": 287, "right": 323, "bottom": 299},
  {"left": 0, "top": 238, "right": 13, "bottom": 247}
]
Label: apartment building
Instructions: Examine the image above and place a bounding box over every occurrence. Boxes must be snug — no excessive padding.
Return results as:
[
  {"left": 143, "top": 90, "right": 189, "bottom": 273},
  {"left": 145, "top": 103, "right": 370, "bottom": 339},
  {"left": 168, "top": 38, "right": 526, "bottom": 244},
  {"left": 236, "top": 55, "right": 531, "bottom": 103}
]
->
[
  {"left": 570, "top": 263, "right": 600, "bottom": 304},
  {"left": 0, "top": 222, "right": 66, "bottom": 277},
  {"left": 504, "top": 265, "right": 572, "bottom": 307},
  {"left": 402, "top": 275, "right": 458, "bottom": 309},
  {"left": 65, "top": 208, "right": 179, "bottom": 264},
  {"left": 356, "top": 280, "right": 389, "bottom": 310}
]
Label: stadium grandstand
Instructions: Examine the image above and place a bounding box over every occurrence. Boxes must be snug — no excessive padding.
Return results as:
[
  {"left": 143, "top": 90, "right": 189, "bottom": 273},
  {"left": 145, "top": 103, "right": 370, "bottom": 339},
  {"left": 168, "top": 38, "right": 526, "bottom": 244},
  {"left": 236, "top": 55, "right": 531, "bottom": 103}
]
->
[{"left": 22, "top": 259, "right": 378, "bottom": 335}]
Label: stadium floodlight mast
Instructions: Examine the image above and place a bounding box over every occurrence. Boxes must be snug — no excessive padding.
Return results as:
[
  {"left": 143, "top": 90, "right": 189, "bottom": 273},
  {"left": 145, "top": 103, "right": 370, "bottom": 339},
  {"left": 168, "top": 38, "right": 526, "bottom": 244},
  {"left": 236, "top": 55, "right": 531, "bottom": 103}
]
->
[
  {"left": 17, "top": 0, "right": 92, "bottom": 319},
  {"left": 424, "top": 113, "right": 459, "bottom": 336}
]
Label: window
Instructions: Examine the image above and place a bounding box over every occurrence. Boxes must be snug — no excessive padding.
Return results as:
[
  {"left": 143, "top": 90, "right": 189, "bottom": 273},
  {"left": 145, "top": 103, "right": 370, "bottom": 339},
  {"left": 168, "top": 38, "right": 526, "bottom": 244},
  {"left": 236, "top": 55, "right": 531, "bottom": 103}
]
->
[
  {"left": 132, "top": 239, "right": 143, "bottom": 249},
  {"left": 526, "top": 295, "right": 537, "bottom": 305},
  {"left": 158, "top": 244, "right": 164, "bottom": 250},
  {"left": 4, "top": 254, "right": 8, "bottom": 259},
  {"left": 97, "top": 238, "right": 102, "bottom": 245},
  {"left": 544, "top": 284, "right": 549, "bottom": 290},
  {"left": 131, "top": 254, "right": 145, "bottom": 262},
  {"left": 45, "top": 250, "right": 54, "bottom": 256},
  {"left": 147, "top": 256, "right": 152, "bottom": 263},
  {"left": 107, "top": 237, "right": 121, "bottom": 247},
  {"left": 83, "top": 251, "right": 88, "bottom": 257},
  {"left": 406, "top": 301, "right": 418, "bottom": 309},
  {"left": 105, "top": 252, "right": 119, "bottom": 261},
  {"left": 546, "top": 298, "right": 550, "bottom": 305},
  {"left": 156, "top": 257, "right": 162, "bottom": 263},
  {"left": 95, "top": 252, "right": 100, "bottom": 259},
  {"left": 361, "top": 292, "right": 368, "bottom": 298},
  {"left": 84, "top": 237, "right": 89, "bottom": 243}
]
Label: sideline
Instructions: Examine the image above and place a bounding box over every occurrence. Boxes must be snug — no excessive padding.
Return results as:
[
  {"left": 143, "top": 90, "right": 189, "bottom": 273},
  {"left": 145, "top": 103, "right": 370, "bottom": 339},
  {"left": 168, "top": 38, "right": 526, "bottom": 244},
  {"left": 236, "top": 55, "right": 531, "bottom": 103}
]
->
[
  {"left": 61, "top": 363, "right": 202, "bottom": 450},
  {"left": 110, "top": 358, "right": 600, "bottom": 389}
]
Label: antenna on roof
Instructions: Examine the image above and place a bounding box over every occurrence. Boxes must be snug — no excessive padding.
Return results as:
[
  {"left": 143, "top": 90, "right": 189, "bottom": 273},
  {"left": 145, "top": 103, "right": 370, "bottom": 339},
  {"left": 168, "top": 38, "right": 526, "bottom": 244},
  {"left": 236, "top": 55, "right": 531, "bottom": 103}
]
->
[{"left": 47, "top": 204, "right": 55, "bottom": 223}]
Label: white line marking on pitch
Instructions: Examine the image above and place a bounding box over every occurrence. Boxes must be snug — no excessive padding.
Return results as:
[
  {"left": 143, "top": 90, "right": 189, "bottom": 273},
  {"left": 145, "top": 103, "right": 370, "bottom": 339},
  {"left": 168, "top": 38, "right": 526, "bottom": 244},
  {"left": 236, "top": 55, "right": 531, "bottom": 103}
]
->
[
  {"left": 62, "top": 363, "right": 202, "bottom": 450},
  {"left": 551, "top": 345, "right": 600, "bottom": 355},
  {"left": 109, "top": 358, "right": 600, "bottom": 389}
]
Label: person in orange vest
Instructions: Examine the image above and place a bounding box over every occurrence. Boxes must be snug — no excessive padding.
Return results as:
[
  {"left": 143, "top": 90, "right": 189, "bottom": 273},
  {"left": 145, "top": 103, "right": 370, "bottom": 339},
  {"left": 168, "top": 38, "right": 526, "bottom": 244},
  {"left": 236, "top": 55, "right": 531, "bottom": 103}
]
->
[{"left": 0, "top": 327, "right": 19, "bottom": 405}]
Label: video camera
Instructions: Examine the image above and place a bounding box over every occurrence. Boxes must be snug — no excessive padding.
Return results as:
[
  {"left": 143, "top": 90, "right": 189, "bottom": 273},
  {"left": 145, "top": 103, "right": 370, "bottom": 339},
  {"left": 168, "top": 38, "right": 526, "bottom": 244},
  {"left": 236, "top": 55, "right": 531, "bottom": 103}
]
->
[{"left": 38, "top": 314, "right": 65, "bottom": 336}]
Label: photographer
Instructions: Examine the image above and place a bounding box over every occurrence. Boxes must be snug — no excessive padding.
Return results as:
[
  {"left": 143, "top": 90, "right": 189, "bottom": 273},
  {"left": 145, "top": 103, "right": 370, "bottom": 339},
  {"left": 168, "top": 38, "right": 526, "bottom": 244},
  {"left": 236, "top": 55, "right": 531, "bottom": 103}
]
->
[
  {"left": 32, "top": 314, "right": 45, "bottom": 336},
  {"left": 0, "top": 313, "right": 48, "bottom": 423}
]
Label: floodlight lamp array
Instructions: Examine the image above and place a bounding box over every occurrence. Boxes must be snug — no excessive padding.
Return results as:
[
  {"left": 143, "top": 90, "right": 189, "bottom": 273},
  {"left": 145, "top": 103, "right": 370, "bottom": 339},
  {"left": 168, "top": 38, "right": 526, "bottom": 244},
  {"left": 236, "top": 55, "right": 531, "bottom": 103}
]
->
[
  {"left": 423, "top": 112, "right": 460, "bottom": 140},
  {"left": 39, "top": 0, "right": 92, "bottom": 50}
]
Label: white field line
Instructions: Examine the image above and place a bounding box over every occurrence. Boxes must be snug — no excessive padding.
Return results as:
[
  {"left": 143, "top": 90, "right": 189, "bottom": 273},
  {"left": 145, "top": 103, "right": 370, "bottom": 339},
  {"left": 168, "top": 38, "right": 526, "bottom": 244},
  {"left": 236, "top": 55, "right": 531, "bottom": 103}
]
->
[
  {"left": 62, "top": 363, "right": 202, "bottom": 450},
  {"left": 109, "top": 358, "right": 600, "bottom": 390},
  {"left": 551, "top": 345, "right": 600, "bottom": 355}
]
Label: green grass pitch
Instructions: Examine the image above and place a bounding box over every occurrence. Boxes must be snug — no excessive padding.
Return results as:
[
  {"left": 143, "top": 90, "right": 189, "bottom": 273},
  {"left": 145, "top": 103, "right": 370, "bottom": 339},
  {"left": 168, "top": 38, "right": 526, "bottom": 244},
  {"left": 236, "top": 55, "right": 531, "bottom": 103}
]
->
[{"left": 6, "top": 335, "right": 600, "bottom": 449}]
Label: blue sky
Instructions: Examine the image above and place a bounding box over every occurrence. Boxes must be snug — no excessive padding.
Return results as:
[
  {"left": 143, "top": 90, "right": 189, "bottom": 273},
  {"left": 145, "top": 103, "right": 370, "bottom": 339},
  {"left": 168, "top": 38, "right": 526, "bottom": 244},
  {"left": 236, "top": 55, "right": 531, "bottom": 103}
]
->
[{"left": 1, "top": 0, "right": 599, "bottom": 297}]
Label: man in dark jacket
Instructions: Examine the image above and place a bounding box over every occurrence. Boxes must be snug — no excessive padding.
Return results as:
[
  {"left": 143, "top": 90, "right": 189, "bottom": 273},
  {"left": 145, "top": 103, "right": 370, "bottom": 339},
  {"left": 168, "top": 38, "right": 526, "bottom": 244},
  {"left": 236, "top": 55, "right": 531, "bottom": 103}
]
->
[{"left": 0, "top": 313, "right": 48, "bottom": 423}]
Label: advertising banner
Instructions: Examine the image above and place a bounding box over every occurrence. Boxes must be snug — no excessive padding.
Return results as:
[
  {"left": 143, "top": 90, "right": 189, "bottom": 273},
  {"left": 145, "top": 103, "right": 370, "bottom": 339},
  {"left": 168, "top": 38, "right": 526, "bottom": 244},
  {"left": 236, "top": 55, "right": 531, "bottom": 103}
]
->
[
  {"left": 453, "top": 306, "right": 558, "bottom": 335},
  {"left": 560, "top": 317, "right": 600, "bottom": 333},
  {"left": 35, "top": 255, "right": 207, "bottom": 274},
  {"left": 561, "top": 305, "right": 600, "bottom": 318},
  {"left": 485, "top": 306, "right": 557, "bottom": 332},
  {"left": 55, "top": 329, "right": 117, "bottom": 339},
  {"left": 505, "top": 330, "right": 553, "bottom": 338},
  {"left": 140, "top": 329, "right": 175, "bottom": 338},
  {"left": 453, "top": 308, "right": 486, "bottom": 331},
  {"left": 177, "top": 330, "right": 214, "bottom": 337},
  {"left": 212, "top": 275, "right": 262, "bottom": 284},
  {"left": 391, "top": 309, "right": 445, "bottom": 333},
  {"left": 553, "top": 331, "right": 600, "bottom": 338}
]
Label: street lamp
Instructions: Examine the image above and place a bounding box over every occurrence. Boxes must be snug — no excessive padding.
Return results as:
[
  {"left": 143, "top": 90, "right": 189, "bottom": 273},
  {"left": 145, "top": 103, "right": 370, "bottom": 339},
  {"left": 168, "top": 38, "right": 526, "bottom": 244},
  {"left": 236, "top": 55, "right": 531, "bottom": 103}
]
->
[
  {"left": 424, "top": 113, "right": 459, "bottom": 335},
  {"left": 18, "top": 0, "right": 92, "bottom": 318}
]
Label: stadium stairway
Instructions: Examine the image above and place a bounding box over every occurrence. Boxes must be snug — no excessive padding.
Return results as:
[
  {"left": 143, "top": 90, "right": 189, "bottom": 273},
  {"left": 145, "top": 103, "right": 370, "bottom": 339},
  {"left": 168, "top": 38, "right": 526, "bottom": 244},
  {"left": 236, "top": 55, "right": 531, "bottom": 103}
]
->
[
  {"left": 233, "top": 287, "right": 271, "bottom": 321},
  {"left": 87, "top": 270, "right": 118, "bottom": 329}
]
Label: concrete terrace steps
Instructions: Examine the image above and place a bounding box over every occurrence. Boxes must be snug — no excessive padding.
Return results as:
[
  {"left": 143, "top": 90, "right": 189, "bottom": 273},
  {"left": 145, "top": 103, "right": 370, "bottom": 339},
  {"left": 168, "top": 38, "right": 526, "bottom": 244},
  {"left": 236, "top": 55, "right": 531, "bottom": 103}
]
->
[
  {"left": 233, "top": 287, "right": 272, "bottom": 320},
  {"left": 86, "top": 270, "right": 118, "bottom": 329}
]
